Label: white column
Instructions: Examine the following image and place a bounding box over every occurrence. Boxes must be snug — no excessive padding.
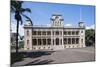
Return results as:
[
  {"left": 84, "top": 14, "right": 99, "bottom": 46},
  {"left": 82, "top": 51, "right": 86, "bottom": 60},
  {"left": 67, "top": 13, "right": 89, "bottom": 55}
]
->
[
  {"left": 75, "top": 37, "right": 76, "bottom": 44},
  {"left": 60, "top": 38, "right": 62, "bottom": 45},
  {"left": 54, "top": 31, "right": 56, "bottom": 45},
  {"left": 29, "top": 29, "right": 32, "bottom": 50},
  {"left": 62, "top": 29, "right": 64, "bottom": 45},
  {"left": 51, "top": 30, "right": 53, "bottom": 45}
]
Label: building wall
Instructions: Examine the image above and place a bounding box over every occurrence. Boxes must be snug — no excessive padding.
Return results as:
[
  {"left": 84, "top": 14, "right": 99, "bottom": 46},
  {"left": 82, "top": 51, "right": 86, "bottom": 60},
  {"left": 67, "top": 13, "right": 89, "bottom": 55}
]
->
[
  {"left": 24, "top": 28, "right": 32, "bottom": 50},
  {"left": 79, "top": 29, "right": 85, "bottom": 47},
  {"left": 24, "top": 15, "right": 85, "bottom": 51},
  {"left": 24, "top": 27, "right": 85, "bottom": 50}
]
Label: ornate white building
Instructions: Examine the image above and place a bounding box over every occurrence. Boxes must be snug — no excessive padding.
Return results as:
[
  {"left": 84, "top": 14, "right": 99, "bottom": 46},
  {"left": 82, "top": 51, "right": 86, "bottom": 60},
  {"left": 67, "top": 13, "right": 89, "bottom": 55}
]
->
[{"left": 24, "top": 14, "right": 85, "bottom": 50}]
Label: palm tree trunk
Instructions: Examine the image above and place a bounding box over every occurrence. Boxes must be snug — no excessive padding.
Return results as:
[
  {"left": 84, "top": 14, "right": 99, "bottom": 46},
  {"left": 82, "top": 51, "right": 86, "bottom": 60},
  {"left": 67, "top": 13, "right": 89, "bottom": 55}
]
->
[{"left": 16, "top": 20, "right": 19, "bottom": 55}]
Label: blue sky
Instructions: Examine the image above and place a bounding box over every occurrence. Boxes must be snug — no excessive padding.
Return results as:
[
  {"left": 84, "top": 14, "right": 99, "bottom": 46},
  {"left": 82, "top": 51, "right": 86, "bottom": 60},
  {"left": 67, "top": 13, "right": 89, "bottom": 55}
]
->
[
  {"left": 22, "top": 2, "right": 95, "bottom": 26},
  {"left": 11, "top": 1, "right": 95, "bottom": 35}
]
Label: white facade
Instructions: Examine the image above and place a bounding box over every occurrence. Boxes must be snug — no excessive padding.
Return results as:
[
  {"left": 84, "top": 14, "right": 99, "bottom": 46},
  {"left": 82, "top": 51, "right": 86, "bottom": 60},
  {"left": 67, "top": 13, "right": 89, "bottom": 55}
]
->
[{"left": 24, "top": 14, "right": 85, "bottom": 51}]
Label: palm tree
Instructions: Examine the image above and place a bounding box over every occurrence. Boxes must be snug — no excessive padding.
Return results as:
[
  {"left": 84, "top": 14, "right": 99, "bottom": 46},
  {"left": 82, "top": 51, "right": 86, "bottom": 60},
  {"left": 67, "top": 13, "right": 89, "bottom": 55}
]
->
[{"left": 11, "top": 0, "right": 32, "bottom": 55}]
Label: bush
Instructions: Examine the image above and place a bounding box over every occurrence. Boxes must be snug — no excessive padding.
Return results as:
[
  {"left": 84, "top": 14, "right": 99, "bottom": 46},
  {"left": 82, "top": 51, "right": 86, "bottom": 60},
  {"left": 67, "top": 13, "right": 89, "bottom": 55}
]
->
[
  {"left": 85, "top": 29, "right": 95, "bottom": 46},
  {"left": 19, "top": 41, "right": 24, "bottom": 49}
]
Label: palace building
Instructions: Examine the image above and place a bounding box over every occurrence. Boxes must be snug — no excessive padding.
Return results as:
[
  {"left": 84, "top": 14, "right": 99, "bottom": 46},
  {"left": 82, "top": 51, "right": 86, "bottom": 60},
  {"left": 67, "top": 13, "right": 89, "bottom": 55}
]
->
[{"left": 24, "top": 14, "right": 85, "bottom": 50}]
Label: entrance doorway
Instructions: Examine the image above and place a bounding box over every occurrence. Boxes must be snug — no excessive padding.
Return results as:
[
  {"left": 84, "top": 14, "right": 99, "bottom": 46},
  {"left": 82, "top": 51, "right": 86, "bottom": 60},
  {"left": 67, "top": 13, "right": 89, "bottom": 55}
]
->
[{"left": 56, "top": 38, "right": 59, "bottom": 45}]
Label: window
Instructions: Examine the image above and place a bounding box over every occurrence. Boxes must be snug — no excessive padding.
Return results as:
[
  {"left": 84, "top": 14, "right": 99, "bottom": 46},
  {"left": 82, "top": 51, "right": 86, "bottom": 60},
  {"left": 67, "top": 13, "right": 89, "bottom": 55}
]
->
[
  {"left": 32, "top": 31, "right": 37, "bottom": 35},
  {"left": 76, "top": 31, "right": 79, "bottom": 35},
  {"left": 32, "top": 39, "right": 37, "bottom": 45},
  {"left": 81, "top": 39, "right": 83, "bottom": 44},
  {"left": 76, "top": 38, "right": 79, "bottom": 44},
  {"left": 64, "top": 31, "right": 67, "bottom": 35},
  {"left": 53, "top": 39, "right": 54, "bottom": 45},
  {"left": 55, "top": 31, "right": 59, "bottom": 35},
  {"left": 38, "top": 39, "right": 41, "bottom": 45},
  {"left": 81, "top": 30, "right": 83, "bottom": 33},
  {"left": 68, "top": 38, "right": 71, "bottom": 44},
  {"left": 72, "top": 31, "right": 75, "bottom": 35},
  {"left": 47, "top": 31, "right": 51, "bottom": 35},
  {"left": 47, "top": 39, "right": 51, "bottom": 45},
  {"left": 72, "top": 38, "right": 75, "bottom": 44},
  {"left": 56, "top": 38, "right": 59, "bottom": 45},
  {"left": 43, "top": 39, "right": 46, "bottom": 45},
  {"left": 27, "top": 30, "right": 29, "bottom": 36},
  {"left": 38, "top": 31, "right": 41, "bottom": 35},
  {"left": 27, "top": 40, "right": 29, "bottom": 45},
  {"left": 42, "top": 31, "right": 46, "bottom": 35},
  {"left": 53, "top": 31, "right": 55, "bottom": 35},
  {"left": 64, "top": 38, "right": 67, "bottom": 44},
  {"left": 68, "top": 31, "right": 71, "bottom": 35}
]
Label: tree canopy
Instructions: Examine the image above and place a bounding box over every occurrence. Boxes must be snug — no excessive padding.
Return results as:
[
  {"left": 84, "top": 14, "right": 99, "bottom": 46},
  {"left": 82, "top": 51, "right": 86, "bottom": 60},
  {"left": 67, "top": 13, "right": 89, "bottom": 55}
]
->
[{"left": 85, "top": 29, "right": 95, "bottom": 46}]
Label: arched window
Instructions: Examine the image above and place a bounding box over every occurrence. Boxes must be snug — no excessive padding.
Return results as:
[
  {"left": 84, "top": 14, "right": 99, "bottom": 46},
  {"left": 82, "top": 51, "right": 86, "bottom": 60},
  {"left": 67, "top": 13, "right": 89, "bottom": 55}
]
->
[
  {"left": 55, "top": 31, "right": 59, "bottom": 35},
  {"left": 27, "top": 30, "right": 29, "bottom": 36},
  {"left": 38, "top": 39, "right": 41, "bottom": 45},
  {"left": 27, "top": 40, "right": 29, "bottom": 45},
  {"left": 47, "top": 31, "right": 51, "bottom": 35},
  {"left": 68, "top": 31, "right": 71, "bottom": 35},
  {"left": 68, "top": 38, "right": 71, "bottom": 44},
  {"left": 56, "top": 38, "right": 59, "bottom": 45},
  {"left": 76, "top": 31, "right": 79, "bottom": 35},
  {"left": 72, "top": 31, "right": 75, "bottom": 35},
  {"left": 32, "top": 39, "right": 37, "bottom": 45},
  {"left": 64, "top": 38, "right": 67, "bottom": 44},
  {"left": 47, "top": 39, "right": 51, "bottom": 45},
  {"left": 32, "top": 31, "right": 37, "bottom": 35},
  {"left": 38, "top": 31, "right": 41, "bottom": 35},
  {"left": 64, "top": 31, "right": 67, "bottom": 35},
  {"left": 81, "top": 30, "right": 83, "bottom": 33},
  {"left": 81, "top": 39, "right": 83, "bottom": 44},
  {"left": 76, "top": 38, "right": 79, "bottom": 44},
  {"left": 72, "top": 38, "right": 75, "bottom": 44},
  {"left": 42, "top": 31, "right": 46, "bottom": 35},
  {"left": 43, "top": 39, "right": 46, "bottom": 45}
]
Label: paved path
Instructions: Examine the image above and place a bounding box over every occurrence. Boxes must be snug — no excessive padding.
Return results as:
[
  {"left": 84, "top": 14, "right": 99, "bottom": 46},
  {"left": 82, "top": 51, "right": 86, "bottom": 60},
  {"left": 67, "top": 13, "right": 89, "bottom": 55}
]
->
[{"left": 12, "top": 47, "right": 95, "bottom": 67}]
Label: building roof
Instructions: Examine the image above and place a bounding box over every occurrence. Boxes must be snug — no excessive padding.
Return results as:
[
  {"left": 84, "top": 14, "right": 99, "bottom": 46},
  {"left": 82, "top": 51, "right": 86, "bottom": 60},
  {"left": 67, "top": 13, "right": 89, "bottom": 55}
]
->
[{"left": 24, "top": 25, "right": 85, "bottom": 29}]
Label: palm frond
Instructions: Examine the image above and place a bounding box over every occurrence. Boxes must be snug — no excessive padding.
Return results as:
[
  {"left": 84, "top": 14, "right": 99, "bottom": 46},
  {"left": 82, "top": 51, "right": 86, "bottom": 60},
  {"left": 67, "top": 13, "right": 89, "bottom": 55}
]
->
[
  {"left": 20, "top": 17, "right": 23, "bottom": 25},
  {"left": 11, "top": 1, "right": 23, "bottom": 11},
  {"left": 11, "top": 6, "right": 15, "bottom": 13},
  {"left": 21, "top": 8, "right": 31, "bottom": 13},
  {"left": 22, "top": 14, "right": 33, "bottom": 25}
]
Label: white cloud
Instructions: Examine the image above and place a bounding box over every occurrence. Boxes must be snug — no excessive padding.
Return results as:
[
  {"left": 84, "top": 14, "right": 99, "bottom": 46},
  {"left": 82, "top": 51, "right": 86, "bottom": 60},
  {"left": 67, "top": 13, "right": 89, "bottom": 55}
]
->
[
  {"left": 11, "top": 21, "right": 16, "bottom": 33},
  {"left": 19, "top": 24, "right": 24, "bottom": 36},
  {"left": 46, "top": 24, "right": 51, "bottom": 27},
  {"left": 11, "top": 21, "right": 24, "bottom": 36},
  {"left": 65, "top": 23, "right": 72, "bottom": 27},
  {"left": 86, "top": 24, "right": 95, "bottom": 29}
]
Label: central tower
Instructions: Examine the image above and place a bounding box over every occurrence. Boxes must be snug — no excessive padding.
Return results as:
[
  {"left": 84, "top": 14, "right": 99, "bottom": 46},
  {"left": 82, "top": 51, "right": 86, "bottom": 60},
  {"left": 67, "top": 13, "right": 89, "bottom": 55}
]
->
[{"left": 50, "top": 14, "right": 64, "bottom": 27}]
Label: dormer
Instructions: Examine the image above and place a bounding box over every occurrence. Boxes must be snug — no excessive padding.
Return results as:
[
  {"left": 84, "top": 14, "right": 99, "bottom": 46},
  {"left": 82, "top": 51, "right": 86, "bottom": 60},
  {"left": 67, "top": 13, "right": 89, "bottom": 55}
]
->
[
  {"left": 24, "top": 20, "right": 33, "bottom": 26},
  {"left": 78, "top": 22, "right": 85, "bottom": 28},
  {"left": 51, "top": 14, "right": 64, "bottom": 27}
]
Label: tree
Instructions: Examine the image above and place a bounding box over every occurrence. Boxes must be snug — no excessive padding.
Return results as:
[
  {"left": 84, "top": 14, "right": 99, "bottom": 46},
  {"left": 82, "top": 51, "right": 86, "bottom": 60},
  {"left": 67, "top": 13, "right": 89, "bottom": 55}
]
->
[
  {"left": 11, "top": 0, "right": 32, "bottom": 55},
  {"left": 85, "top": 29, "right": 95, "bottom": 46}
]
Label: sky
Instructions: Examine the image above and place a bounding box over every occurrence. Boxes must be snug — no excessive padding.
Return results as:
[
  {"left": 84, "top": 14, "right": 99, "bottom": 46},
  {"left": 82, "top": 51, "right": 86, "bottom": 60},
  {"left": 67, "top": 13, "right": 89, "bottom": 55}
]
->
[{"left": 11, "top": 1, "right": 95, "bottom": 36}]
